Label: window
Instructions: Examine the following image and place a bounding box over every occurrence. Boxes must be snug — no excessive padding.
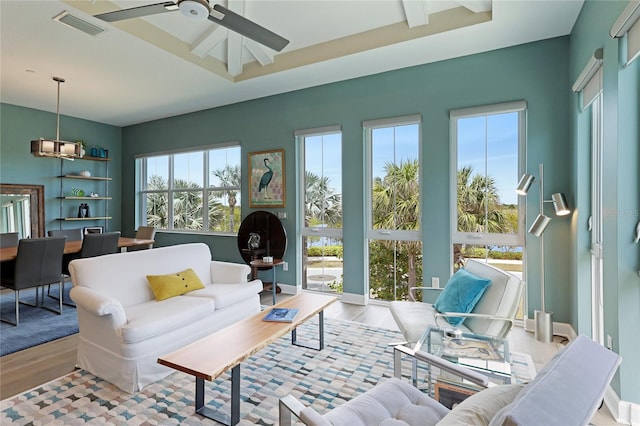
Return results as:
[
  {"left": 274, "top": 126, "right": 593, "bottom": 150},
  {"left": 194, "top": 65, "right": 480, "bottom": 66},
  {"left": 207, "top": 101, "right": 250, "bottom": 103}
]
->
[
  {"left": 364, "top": 115, "right": 422, "bottom": 302},
  {"left": 296, "top": 126, "right": 343, "bottom": 293},
  {"left": 137, "top": 144, "right": 241, "bottom": 233},
  {"left": 450, "top": 102, "right": 526, "bottom": 317},
  {"left": 572, "top": 50, "right": 604, "bottom": 344}
]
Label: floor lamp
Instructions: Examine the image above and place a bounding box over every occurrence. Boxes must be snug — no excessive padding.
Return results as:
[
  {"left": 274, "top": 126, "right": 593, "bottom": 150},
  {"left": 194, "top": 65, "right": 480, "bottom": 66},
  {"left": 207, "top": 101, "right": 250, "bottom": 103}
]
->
[{"left": 516, "top": 163, "right": 570, "bottom": 343}]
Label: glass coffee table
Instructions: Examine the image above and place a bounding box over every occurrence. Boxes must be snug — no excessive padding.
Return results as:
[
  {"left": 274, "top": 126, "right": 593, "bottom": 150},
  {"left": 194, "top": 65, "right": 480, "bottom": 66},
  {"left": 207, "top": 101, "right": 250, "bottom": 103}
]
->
[{"left": 393, "top": 326, "right": 513, "bottom": 401}]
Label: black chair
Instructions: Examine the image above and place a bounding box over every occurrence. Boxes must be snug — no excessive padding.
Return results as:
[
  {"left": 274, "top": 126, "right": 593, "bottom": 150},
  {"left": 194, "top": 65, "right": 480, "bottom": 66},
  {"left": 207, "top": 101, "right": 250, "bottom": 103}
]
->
[
  {"left": 0, "top": 236, "right": 66, "bottom": 325},
  {"left": 46, "top": 228, "right": 84, "bottom": 304},
  {"left": 79, "top": 231, "right": 121, "bottom": 258},
  {"left": 0, "top": 232, "right": 19, "bottom": 248}
]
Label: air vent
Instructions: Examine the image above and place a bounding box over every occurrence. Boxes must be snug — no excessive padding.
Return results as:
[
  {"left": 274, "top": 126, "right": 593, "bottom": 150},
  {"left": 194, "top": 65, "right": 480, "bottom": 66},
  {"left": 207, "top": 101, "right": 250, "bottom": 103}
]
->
[{"left": 53, "top": 11, "right": 104, "bottom": 37}]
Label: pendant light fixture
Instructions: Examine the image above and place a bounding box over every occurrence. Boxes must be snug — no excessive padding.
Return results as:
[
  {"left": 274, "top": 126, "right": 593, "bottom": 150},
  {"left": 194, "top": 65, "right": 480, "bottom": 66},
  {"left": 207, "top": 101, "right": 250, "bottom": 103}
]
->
[{"left": 31, "top": 76, "right": 82, "bottom": 160}]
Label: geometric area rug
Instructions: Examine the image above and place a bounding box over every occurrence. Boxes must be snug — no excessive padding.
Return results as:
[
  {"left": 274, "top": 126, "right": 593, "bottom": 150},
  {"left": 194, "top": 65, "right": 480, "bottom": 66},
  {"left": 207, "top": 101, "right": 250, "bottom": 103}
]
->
[{"left": 0, "top": 318, "right": 536, "bottom": 425}]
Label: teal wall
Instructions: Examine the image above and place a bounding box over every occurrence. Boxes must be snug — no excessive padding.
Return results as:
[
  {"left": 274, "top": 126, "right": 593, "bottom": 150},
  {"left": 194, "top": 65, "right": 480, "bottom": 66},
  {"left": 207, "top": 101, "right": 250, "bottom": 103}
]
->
[
  {"left": 0, "top": 103, "right": 122, "bottom": 234},
  {"left": 569, "top": 0, "right": 640, "bottom": 405},
  {"left": 3, "top": 6, "right": 637, "bottom": 404},
  {"left": 121, "top": 37, "right": 573, "bottom": 321}
]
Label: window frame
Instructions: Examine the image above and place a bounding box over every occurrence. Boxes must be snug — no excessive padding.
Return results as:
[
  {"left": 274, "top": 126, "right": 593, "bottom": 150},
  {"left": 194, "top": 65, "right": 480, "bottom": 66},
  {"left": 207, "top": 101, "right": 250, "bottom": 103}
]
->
[
  {"left": 364, "top": 114, "right": 423, "bottom": 302},
  {"left": 449, "top": 101, "right": 527, "bottom": 248},
  {"left": 136, "top": 142, "right": 242, "bottom": 235},
  {"left": 296, "top": 125, "right": 343, "bottom": 292}
]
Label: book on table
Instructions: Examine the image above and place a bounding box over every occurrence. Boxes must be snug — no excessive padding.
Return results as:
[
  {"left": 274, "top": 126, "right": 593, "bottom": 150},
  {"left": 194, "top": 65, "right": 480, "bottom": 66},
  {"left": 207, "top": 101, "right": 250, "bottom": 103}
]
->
[{"left": 263, "top": 308, "right": 299, "bottom": 322}]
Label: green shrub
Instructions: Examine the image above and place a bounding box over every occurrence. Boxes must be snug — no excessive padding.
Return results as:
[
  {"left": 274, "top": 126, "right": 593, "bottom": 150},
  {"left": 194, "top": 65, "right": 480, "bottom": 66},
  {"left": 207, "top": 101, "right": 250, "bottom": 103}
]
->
[{"left": 307, "top": 245, "right": 343, "bottom": 258}]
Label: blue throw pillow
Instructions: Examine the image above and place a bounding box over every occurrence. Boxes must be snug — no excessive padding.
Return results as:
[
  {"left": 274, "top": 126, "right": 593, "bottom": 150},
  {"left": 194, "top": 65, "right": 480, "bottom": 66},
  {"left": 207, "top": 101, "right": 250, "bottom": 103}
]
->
[{"left": 433, "top": 268, "right": 492, "bottom": 326}]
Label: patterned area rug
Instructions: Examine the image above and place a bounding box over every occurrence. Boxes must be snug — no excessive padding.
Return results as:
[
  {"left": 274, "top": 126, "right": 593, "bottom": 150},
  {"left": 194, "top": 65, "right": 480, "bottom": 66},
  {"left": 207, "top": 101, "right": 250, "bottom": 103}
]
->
[{"left": 0, "top": 318, "right": 535, "bottom": 425}]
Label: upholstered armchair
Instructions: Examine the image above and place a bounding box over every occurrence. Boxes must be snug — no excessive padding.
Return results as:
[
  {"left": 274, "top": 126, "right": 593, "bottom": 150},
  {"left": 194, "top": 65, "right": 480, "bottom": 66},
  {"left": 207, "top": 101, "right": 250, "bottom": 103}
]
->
[
  {"left": 390, "top": 259, "right": 524, "bottom": 344},
  {"left": 279, "top": 336, "right": 621, "bottom": 426}
]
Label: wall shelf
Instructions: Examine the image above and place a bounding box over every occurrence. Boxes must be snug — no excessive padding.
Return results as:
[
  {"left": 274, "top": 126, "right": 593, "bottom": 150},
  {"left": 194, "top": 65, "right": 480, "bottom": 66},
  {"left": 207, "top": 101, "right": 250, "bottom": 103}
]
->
[
  {"left": 59, "top": 175, "right": 112, "bottom": 181},
  {"left": 57, "top": 196, "right": 112, "bottom": 200},
  {"left": 55, "top": 155, "right": 111, "bottom": 226},
  {"left": 57, "top": 216, "right": 112, "bottom": 221}
]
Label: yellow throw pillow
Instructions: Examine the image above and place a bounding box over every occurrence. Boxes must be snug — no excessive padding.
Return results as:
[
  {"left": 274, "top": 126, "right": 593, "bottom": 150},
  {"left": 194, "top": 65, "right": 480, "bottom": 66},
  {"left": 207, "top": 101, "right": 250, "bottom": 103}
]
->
[{"left": 146, "top": 268, "right": 205, "bottom": 301}]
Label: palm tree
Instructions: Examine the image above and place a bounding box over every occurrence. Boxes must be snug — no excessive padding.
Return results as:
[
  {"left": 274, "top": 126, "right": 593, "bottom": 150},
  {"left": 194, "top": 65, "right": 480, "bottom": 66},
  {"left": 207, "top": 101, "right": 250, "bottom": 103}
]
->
[
  {"left": 455, "top": 166, "right": 509, "bottom": 266},
  {"left": 173, "top": 179, "right": 203, "bottom": 230},
  {"left": 304, "top": 171, "right": 342, "bottom": 227},
  {"left": 371, "top": 160, "right": 421, "bottom": 300},
  {"left": 211, "top": 164, "right": 241, "bottom": 232},
  {"left": 146, "top": 175, "right": 169, "bottom": 228},
  {"left": 457, "top": 166, "right": 506, "bottom": 234}
]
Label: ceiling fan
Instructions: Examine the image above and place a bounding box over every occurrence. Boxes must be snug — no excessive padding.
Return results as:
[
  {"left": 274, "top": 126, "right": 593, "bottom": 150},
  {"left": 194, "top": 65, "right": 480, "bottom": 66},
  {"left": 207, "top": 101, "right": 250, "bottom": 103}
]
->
[{"left": 95, "top": 0, "right": 289, "bottom": 52}]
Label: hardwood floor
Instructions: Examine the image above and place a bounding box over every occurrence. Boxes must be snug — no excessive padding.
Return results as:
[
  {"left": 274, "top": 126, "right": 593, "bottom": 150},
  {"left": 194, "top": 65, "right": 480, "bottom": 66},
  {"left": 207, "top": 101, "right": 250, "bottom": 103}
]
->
[{"left": 0, "top": 291, "right": 618, "bottom": 424}]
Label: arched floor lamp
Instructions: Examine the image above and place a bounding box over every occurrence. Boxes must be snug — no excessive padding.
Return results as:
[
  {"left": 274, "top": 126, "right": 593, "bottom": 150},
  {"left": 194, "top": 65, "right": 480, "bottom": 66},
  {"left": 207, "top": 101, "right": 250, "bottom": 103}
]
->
[{"left": 516, "top": 163, "right": 570, "bottom": 343}]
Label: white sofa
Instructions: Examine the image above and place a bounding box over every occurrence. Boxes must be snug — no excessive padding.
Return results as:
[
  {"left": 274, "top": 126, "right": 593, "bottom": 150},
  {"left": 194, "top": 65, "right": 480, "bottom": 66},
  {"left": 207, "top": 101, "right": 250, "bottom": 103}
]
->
[{"left": 69, "top": 243, "right": 263, "bottom": 393}]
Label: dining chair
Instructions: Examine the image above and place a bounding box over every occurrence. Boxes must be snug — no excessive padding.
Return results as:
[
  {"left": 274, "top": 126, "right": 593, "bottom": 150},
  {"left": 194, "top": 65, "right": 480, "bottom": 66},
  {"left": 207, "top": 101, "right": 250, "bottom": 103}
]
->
[
  {"left": 126, "top": 226, "right": 156, "bottom": 251},
  {"left": 46, "top": 228, "right": 84, "bottom": 305},
  {"left": 79, "top": 231, "right": 121, "bottom": 258},
  {"left": 0, "top": 236, "right": 66, "bottom": 326},
  {"left": 0, "top": 232, "right": 19, "bottom": 248}
]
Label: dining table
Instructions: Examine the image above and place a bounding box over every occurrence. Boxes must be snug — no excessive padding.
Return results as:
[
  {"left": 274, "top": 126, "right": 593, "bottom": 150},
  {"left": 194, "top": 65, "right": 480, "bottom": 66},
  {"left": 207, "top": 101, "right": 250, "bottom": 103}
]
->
[{"left": 0, "top": 237, "right": 155, "bottom": 262}]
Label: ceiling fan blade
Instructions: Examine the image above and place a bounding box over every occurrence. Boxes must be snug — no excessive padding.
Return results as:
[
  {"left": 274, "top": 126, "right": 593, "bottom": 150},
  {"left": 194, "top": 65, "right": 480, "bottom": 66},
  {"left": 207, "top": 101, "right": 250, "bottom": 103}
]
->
[
  {"left": 209, "top": 4, "right": 289, "bottom": 52},
  {"left": 95, "top": 2, "right": 177, "bottom": 22}
]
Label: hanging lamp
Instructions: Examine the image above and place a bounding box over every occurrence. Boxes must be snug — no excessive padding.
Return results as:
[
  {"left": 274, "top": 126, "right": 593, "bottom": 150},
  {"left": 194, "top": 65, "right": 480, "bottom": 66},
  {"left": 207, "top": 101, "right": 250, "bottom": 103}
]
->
[{"left": 31, "top": 77, "right": 82, "bottom": 160}]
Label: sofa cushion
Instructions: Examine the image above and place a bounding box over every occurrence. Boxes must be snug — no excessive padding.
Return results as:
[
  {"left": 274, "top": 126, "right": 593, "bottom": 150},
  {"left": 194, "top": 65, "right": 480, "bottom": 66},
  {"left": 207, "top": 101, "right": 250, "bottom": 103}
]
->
[
  {"left": 434, "top": 268, "right": 491, "bottom": 326},
  {"left": 436, "top": 384, "right": 524, "bottom": 426},
  {"left": 121, "top": 296, "right": 214, "bottom": 344},
  {"left": 146, "top": 268, "right": 205, "bottom": 301},
  {"left": 323, "top": 378, "right": 449, "bottom": 426},
  {"left": 184, "top": 281, "right": 264, "bottom": 309}
]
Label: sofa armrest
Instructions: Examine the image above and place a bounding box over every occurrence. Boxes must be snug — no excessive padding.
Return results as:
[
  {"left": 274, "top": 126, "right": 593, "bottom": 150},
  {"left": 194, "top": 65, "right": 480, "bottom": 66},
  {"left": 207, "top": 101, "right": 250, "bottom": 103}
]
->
[
  {"left": 279, "top": 394, "right": 329, "bottom": 426},
  {"left": 210, "top": 260, "right": 252, "bottom": 284},
  {"left": 69, "top": 286, "right": 127, "bottom": 327}
]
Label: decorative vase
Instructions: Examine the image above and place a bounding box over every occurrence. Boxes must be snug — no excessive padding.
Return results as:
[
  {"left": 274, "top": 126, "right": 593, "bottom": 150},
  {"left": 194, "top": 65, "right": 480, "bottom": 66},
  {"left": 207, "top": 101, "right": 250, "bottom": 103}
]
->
[{"left": 247, "top": 232, "right": 260, "bottom": 250}]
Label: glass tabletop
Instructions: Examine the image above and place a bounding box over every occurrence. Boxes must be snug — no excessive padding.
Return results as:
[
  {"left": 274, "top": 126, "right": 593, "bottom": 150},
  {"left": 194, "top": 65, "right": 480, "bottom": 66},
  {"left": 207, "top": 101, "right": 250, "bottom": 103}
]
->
[{"left": 415, "top": 326, "right": 512, "bottom": 381}]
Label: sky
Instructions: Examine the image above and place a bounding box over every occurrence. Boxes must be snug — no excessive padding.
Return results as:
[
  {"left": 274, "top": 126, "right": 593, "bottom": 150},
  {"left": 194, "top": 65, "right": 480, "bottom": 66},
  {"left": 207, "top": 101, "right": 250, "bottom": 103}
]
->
[{"left": 145, "top": 113, "right": 519, "bottom": 207}]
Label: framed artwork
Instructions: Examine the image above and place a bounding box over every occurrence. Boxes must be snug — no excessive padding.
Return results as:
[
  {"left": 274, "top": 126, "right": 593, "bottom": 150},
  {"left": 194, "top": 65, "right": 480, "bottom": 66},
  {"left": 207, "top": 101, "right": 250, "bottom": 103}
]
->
[
  {"left": 84, "top": 226, "right": 103, "bottom": 235},
  {"left": 248, "top": 149, "right": 285, "bottom": 208}
]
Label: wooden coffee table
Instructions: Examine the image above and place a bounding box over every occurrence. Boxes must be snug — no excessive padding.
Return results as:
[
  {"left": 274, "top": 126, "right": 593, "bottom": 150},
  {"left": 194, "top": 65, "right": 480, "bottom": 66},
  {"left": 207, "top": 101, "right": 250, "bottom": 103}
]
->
[{"left": 157, "top": 293, "right": 337, "bottom": 425}]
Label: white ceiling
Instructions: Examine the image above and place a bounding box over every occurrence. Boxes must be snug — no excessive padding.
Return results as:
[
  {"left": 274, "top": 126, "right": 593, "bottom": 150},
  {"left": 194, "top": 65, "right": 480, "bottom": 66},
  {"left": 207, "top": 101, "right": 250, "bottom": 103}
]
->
[{"left": 0, "top": 0, "right": 584, "bottom": 127}]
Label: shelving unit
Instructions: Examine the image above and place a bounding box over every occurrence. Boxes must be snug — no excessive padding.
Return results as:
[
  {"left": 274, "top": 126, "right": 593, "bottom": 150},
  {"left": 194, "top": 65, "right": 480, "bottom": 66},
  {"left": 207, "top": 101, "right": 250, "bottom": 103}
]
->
[{"left": 56, "top": 155, "right": 112, "bottom": 230}]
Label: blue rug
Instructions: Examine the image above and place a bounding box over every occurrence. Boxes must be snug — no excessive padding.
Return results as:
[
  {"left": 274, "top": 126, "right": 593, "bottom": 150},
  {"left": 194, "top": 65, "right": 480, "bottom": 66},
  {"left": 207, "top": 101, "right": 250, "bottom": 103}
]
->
[{"left": 0, "top": 285, "right": 78, "bottom": 356}]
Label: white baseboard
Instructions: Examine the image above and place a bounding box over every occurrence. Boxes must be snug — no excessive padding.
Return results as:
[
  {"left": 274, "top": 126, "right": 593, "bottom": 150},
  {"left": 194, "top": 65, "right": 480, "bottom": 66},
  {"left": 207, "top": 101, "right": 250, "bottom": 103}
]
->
[
  {"left": 615, "top": 397, "right": 640, "bottom": 425},
  {"left": 340, "top": 292, "right": 367, "bottom": 305},
  {"left": 276, "top": 283, "right": 299, "bottom": 295}
]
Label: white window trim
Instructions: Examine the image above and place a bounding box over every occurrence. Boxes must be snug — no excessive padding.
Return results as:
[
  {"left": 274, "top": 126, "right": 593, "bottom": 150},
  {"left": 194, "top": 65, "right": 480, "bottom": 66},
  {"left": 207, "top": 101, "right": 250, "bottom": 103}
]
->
[
  {"left": 137, "top": 143, "right": 241, "bottom": 234},
  {"left": 364, "top": 114, "right": 423, "bottom": 242},
  {"left": 450, "top": 101, "right": 527, "bottom": 247}
]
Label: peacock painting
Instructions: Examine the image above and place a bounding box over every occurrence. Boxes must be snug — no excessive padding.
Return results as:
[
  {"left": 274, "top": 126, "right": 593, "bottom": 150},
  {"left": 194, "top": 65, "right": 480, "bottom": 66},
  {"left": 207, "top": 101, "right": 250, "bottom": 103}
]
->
[{"left": 249, "top": 149, "right": 285, "bottom": 208}]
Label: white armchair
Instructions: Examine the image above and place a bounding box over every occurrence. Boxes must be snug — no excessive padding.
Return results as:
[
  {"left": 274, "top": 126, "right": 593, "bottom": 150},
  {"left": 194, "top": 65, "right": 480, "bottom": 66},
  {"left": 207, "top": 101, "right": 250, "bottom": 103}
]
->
[
  {"left": 390, "top": 259, "right": 524, "bottom": 344},
  {"left": 279, "top": 336, "right": 621, "bottom": 426}
]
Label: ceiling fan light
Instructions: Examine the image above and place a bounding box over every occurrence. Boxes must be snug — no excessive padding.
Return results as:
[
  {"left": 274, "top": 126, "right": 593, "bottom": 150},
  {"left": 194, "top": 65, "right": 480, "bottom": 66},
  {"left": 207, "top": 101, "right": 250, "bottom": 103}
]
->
[{"left": 178, "top": 0, "right": 210, "bottom": 20}]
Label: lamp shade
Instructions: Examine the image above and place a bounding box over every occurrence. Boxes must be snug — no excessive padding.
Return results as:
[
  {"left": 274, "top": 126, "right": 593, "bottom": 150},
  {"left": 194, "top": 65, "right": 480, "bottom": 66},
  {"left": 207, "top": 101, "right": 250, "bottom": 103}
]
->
[
  {"left": 551, "top": 192, "right": 570, "bottom": 216},
  {"left": 528, "top": 214, "right": 552, "bottom": 237},
  {"left": 516, "top": 174, "right": 535, "bottom": 195}
]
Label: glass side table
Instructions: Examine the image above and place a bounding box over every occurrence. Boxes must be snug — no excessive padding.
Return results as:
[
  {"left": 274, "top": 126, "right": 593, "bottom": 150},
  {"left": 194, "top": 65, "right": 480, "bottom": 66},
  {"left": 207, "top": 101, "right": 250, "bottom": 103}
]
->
[{"left": 394, "top": 326, "right": 513, "bottom": 397}]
